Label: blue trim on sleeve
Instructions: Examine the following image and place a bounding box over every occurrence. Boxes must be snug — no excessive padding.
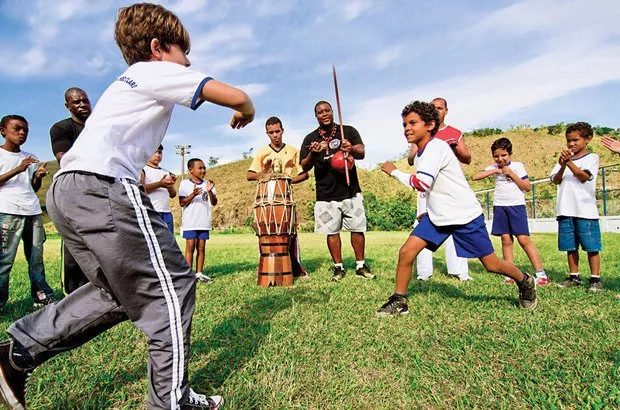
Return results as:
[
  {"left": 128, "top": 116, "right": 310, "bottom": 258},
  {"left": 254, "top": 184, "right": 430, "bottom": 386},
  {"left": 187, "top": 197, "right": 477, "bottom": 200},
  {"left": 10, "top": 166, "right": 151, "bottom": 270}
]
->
[
  {"left": 417, "top": 171, "right": 435, "bottom": 181},
  {"left": 521, "top": 175, "right": 528, "bottom": 180},
  {"left": 191, "top": 77, "right": 213, "bottom": 110}
]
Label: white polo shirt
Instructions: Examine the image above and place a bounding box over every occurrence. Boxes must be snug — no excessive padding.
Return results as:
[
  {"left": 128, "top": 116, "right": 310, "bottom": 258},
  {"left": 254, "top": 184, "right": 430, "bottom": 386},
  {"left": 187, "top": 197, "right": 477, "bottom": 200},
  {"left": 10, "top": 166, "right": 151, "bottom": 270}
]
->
[
  {"left": 59, "top": 61, "right": 212, "bottom": 181},
  {"left": 0, "top": 149, "right": 42, "bottom": 215},
  {"left": 550, "top": 153, "right": 599, "bottom": 219},
  {"left": 178, "top": 179, "right": 216, "bottom": 231},
  {"left": 484, "top": 161, "right": 528, "bottom": 206}
]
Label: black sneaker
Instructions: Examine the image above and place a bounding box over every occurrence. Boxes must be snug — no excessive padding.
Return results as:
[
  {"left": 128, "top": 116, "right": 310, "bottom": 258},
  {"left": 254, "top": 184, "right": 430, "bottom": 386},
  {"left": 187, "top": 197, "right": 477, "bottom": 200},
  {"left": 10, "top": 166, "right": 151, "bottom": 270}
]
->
[
  {"left": 355, "top": 264, "right": 375, "bottom": 280},
  {"left": 557, "top": 276, "right": 582, "bottom": 288},
  {"left": 182, "top": 388, "right": 224, "bottom": 409},
  {"left": 517, "top": 274, "right": 538, "bottom": 310},
  {"left": 0, "top": 340, "right": 33, "bottom": 410},
  {"left": 588, "top": 280, "right": 604, "bottom": 293},
  {"left": 376, "top": 294, "right": 409, "bottom": 317},
  {"left": 32, "top": 295, "right": 56, "bottom": 310},
  {"left": 331, "top": 266, "right": 346, "bottom": 282}
]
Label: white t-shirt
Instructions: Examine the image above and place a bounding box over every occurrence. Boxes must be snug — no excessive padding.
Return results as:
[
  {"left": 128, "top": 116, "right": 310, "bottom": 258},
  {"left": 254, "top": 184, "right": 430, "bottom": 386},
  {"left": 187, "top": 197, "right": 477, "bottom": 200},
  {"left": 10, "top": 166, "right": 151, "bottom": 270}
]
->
[
  {"left": 178, "top": 179, "right": 216, "bottom": 230},
  {"left": 484, "top": 161, "right": 528, "bottom": 206},
  {"left": 550, "top": 153, "right": 599, "bottom": 219},
  {"left": 0, "top": 149, "right": 42, "bottom": 216},
  {"left": 142, "top": 165, "right": 172, "bottom": 212},
  {"left": 59, "top": 61, "right": 211, "bottom": 181},
  {"left": 392, "top": 138, "right": 481, "bottom": 226}
]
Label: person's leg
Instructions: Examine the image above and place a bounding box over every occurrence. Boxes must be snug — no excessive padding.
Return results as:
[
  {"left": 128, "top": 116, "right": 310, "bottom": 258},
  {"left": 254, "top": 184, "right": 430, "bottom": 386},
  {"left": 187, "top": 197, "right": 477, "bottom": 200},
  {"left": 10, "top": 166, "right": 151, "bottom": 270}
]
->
[
  {"left": 196, "top": 238, "right": 206, "bottom": 274},
  {"left": 395, "top": 236, "right": 428, "bottom": 294},
  {"left": 326, "top": 234, "right": 342, "bottom": 264},
  {"left": 516, "top": 235, "right": 543, "bottom": 271},
  {"left": 587, "top": 252, "right": 600, "bottom": 276},
  {"left": 63, "top": 242, "right": 89, "bottom": 294},
  {"left": 289, "top": 233, "right": 308, "bottom": 277},
  {"left": 350, "top": 232, "right": 365, "bottom": 261},
  {"left": 184, "top": 238, "right": 196, "bottom": 272},
  {"left": 0, "top": 213, "right": 25, "bottom": 310},
  {"left": 567, "top": 251, "right": 579, "bottom": 274},
  {"left": 21, "top": 214, "right": 55, "bottom": 303},
  {"left": 501, "top": 234, "right": 514, "bottom": 262},
  {"left": 479, "top": 253, "right": 525, "bottom": 281},
  {"left": 445, "top": 235, "right": 470, "bottom": 280},
  {"left": 416, "top": 248, "right": 434, "bottom": 280}
]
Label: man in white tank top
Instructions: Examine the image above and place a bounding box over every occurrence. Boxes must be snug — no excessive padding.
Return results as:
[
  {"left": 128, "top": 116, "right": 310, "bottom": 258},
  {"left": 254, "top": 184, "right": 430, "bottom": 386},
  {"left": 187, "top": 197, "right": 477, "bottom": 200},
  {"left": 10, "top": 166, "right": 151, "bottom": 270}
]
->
[{"left": 140, "top": 145, "right": 176, "bottom": 233}]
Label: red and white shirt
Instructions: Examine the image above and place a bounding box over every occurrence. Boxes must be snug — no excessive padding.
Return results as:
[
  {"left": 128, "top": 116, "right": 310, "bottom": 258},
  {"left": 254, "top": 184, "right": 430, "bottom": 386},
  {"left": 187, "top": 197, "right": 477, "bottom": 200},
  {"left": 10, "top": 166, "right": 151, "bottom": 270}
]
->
[{"left": 434, "top": 125, "right": 462, "bottom": 146}]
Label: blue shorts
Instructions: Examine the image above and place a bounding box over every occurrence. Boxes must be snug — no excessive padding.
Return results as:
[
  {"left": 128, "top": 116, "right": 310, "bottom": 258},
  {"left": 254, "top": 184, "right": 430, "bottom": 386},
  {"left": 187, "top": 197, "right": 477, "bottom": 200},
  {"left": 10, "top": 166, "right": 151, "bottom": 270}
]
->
[
  {"left": 182, "top": 230, "right": 210, "bottom": 240},
  {"left": 491, "top": 205, "right": 529, "bottom": 236},
  {"left": 557, "top": 216, "right": 601, "bottom": 252},
  {"left": 159, "top": 212, "right": 174, "bottom": 233},
  {"left": 412, "top": 214, "right": 494, "bottom": 258}
]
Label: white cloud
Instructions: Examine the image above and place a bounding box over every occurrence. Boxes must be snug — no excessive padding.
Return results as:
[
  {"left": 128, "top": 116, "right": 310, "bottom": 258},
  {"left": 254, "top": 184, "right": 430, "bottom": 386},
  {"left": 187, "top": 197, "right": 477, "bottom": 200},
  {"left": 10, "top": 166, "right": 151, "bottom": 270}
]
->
[
  {"left": 373, "top": 44, "right": 404, "bottom": 70},
  {"left": 235, "top": 83, "right": 270, "bottom": 98}
]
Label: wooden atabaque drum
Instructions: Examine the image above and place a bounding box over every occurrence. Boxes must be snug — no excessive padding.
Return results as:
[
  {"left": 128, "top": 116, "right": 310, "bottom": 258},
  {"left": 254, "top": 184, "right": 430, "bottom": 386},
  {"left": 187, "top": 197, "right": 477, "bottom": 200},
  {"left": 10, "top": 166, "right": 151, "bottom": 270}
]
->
[{"left": 252, "top": 174, "right": 296, "bottom": 287}]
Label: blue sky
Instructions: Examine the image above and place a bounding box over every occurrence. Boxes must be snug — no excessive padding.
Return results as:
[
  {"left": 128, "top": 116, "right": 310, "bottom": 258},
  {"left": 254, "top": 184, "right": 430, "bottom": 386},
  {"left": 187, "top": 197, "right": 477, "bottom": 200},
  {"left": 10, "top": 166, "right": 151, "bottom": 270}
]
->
[{"left": 1, "top": 0, "right": 619, "bottom": 173}]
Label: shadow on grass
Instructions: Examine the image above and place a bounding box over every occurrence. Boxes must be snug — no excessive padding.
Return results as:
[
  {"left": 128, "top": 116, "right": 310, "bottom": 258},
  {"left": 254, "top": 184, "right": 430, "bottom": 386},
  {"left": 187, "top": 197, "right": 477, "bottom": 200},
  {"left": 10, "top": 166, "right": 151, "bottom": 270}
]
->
[
  {"left": 409, "top": 281, "right": 516, "bottom": 305},
  {"left": 190, "top": 289, "right": 329, "bottom": 392}
]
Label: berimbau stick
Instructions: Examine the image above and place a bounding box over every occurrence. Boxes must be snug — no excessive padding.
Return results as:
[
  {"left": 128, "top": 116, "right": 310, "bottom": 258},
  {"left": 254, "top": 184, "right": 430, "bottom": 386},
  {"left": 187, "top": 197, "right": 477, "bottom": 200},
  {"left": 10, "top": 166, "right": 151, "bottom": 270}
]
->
[{"left": 332, "top": 65, "right": 350, "bottom": 186}]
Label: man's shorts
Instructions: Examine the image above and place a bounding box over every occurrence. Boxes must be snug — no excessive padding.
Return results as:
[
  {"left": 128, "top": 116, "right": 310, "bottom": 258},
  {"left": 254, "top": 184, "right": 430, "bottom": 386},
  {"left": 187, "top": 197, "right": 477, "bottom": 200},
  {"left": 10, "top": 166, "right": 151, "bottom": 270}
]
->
[
  {"left": 557, "top": 216, "right": 602, "bottom": 252},
  {"left": 412, "top": 214, "right": 494, "bottom": 258},
  {"left": 182, "top": 230, "right": 210, "bottom": 240},
  {"left": 314, "top": 193, "right": 367, "bottom": 235},
  {"left": 491, "top": 205, "right": 529, "bottom": 236}
]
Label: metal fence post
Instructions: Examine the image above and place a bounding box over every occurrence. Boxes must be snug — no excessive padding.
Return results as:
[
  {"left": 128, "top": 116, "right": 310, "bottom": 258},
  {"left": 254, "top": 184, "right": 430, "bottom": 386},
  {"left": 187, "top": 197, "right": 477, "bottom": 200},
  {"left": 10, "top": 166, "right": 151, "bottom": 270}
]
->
[
  {"left": 601, "top": 167, "right": 607, "bottom": 216},
  {"left": 532, "top": 183, "right": 536, "bottom": 219},
  {"left": 486, "top": 192, "right": 490, "bottom": 220}
]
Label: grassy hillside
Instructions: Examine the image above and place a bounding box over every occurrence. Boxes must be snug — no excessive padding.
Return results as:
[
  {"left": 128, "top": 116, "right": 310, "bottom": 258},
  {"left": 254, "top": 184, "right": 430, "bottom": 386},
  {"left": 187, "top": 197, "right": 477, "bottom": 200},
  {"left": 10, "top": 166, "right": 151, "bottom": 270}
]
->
[{"left": 36, "top": 129, "right": 620, "bottom": 232}]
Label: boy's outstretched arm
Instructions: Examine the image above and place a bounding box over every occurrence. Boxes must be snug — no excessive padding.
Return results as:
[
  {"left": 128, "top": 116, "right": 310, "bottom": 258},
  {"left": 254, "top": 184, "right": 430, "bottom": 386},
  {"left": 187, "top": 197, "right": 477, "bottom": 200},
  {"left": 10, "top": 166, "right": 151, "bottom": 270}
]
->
[
  {"left": 200, "top": 80, "right": 255, "bottom": 128},
  {"left": 471, "top": 168, "right": 500, "bottom": 181}
]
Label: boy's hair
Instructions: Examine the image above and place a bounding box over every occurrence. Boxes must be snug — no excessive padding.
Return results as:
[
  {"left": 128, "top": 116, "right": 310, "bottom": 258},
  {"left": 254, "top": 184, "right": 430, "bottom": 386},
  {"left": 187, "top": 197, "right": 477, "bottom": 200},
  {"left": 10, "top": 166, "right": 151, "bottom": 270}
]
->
[
  {"left": 0, "top": 115, "right": 28, "bottom": 130},
  {"left": 187, "top": 158, "right": 203, "bottom": 169},
  {"left": 114, "top": 3, "right": 191, "bottom": 66},
  {"left": 565, "top": 122, "right": 593, "bottom": 139},
  {"left": 265, "top": 116, "right": 283, "bottom": 129},
  {"left": 314, "top": 100, "right": 332, "bottom": 115},
  {"left": 401, "top": 101, "right": 440, "bottom": 136},
  {"left": 491, "top": 137, "right": 512, "bottom": 154}
]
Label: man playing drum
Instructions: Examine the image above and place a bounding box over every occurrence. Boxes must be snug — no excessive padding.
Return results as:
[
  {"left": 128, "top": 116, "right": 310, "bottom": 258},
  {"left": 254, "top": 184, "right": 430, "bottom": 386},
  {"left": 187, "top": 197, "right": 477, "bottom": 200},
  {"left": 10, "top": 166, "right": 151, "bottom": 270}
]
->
[{"left": 247, "top": 116, "right": 309, "bottom": 278}]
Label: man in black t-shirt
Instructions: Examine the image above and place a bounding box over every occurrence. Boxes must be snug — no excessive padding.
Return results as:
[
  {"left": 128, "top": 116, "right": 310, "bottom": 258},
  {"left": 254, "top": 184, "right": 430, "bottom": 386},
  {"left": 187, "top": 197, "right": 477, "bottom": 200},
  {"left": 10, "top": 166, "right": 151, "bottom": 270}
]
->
[
  {"left": 300, "top": 101, "right": 374, "bottom": 282},
  {"left": 50, "top": 87, "right": 92, "bottom": 293}
]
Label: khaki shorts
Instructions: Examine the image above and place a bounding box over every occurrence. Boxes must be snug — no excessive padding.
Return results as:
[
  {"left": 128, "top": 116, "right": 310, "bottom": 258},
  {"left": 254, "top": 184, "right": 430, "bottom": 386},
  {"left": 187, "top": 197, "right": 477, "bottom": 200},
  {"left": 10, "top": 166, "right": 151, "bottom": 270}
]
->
[{"left": 314, "top": 193, "right": 367, "bottom": 234}]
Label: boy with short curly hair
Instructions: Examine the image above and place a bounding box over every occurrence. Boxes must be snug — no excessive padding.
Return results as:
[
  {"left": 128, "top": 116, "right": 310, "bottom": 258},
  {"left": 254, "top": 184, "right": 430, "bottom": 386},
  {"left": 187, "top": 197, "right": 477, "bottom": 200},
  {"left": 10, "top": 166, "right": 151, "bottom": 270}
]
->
[{"left": 0, "top": 3, "right": 254, "bottom": 409}]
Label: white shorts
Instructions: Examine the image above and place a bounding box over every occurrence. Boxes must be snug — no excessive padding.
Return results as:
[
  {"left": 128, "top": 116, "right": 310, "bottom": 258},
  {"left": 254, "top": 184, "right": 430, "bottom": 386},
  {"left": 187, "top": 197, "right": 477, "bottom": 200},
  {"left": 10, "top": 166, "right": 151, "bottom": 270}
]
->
[{"left": 314, "top": 193, "right": 367, "bottom": 234}]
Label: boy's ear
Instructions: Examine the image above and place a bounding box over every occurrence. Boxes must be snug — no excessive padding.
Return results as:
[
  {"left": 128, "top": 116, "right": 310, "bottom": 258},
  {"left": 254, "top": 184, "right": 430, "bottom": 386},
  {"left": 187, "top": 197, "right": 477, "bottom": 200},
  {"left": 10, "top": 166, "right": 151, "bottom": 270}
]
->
[{"left": 150, "top": 38, "right": 163, "bottom": 61}]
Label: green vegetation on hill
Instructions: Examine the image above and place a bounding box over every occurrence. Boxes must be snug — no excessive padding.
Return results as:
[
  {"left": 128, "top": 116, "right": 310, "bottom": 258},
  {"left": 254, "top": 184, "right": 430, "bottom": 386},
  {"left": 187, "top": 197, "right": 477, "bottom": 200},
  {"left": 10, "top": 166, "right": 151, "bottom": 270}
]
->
[{"left": 36, "top": 128, "right": 620, "bottom": 232}]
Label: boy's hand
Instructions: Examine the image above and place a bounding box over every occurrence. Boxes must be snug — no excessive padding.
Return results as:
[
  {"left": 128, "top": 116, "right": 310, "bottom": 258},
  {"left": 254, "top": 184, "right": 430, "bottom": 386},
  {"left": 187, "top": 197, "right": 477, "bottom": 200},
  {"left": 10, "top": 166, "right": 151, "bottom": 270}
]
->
[
  {"left": 381, "top": 161, "right": 397, "bottom": 175},
  {"left": 160, "top": 174, "right": 175, "bottom": 188},
  {"left": 416, "top": 212, "right": 428, "bottom": 222},
  {"left": 559, "top": 149, "right": 573, "bottom": 165},
  {"left": 205, "top": 179, "right": 215, "bottom": 192},
  {"left": 501, "top": 166, "right": 516, "bottom": 179},
  {"left": 34, "top": 162, "right": 48, "bottom": 179},
  {"left": 192, "top": 185, "right": 203, "bottom": 197},
  {"left": 230, "top": 111, "right": 254, "bottom": 129},
  {"left": 17, "top": 156, "right": 38, "bottom": 172}
]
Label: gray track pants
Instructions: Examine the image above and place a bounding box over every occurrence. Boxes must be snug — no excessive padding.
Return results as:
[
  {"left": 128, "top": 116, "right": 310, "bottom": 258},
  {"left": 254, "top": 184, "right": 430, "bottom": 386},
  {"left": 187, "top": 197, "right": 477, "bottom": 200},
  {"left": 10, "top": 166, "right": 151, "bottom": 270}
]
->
[{"left": 8, "top": 172, "right": 196, "bottom": 410}]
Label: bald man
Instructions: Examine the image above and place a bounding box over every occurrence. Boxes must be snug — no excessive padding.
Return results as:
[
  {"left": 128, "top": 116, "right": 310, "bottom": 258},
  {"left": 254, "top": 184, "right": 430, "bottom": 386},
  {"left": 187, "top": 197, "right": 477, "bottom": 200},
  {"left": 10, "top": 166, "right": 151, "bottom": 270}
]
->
[{"left": 50, "top": 87, "right": 92, "bottom": 293}]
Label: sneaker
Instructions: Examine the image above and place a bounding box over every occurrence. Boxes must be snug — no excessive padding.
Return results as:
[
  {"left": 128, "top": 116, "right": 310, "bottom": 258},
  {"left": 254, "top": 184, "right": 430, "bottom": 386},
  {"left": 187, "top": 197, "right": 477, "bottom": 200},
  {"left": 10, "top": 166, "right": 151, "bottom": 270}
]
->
[
  {"left": 535, "top": 277, "right": 551, "bottom": 286},
  {"left": 417, "top": 274, "right": 432, "bottom": 281},
  {"left": 517, "top": 274, "right": 538, "bottom": 310},
  {"left": 355, "top": 264, "right": 375, "bottom": 280},
  {"left": 588, "top": 280, "right": 604, "bottom": 293},
  {"left": 331, "top": 266, "right": 346, "bottom": 282},
  {"left": 376, "top": 294, "right": 409, "bottom": 317},
  {"left": 195, "top": 273, "right": 213, "bottom": 283},
  {"left": 504, "top": 277, "right": 515, "bottom": 284},
  {"left": 456, "top": 273, "right": 473, "bottom": 282},
  {"left": 182, "top": 388, "right": 224, "bottom": 409},
  {"left": 32, "top": 295, "right": 56, "bottom": 310},
  {"left": 557, "top": 276, "right": 582, "bottom": 288},
  {"left": 0, "top": 341, "right": 33, "bottom": 410}
]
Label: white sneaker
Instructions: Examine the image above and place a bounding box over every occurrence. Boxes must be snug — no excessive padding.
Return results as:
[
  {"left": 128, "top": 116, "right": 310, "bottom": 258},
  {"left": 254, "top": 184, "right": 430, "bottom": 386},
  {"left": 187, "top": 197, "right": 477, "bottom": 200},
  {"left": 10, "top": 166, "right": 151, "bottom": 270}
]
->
[
  {"left": 456, "top": 273, "right": 473, "bottom": 281},
  {"left": 195, "top": 273, "right": 213, "bottom": 283},
  {"left": 184, "top": 387, "right": 224, "bottom": 409},
  {"left": 417, "top": 274, "right": 432, "bottom": 281}
]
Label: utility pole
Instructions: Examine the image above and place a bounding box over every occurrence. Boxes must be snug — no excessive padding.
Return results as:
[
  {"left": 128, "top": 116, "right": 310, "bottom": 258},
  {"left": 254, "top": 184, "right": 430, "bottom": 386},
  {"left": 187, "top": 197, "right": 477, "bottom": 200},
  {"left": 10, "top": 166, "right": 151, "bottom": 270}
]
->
[{"left": 174, "top": 144, "right": 191, "bottom": 180}]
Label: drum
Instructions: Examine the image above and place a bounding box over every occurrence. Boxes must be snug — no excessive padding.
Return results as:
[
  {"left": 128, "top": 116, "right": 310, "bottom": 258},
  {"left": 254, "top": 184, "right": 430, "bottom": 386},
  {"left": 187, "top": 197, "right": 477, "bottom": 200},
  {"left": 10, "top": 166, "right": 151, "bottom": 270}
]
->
[{"left": 252, "top": 174, "right": 296, "bottom": 287}]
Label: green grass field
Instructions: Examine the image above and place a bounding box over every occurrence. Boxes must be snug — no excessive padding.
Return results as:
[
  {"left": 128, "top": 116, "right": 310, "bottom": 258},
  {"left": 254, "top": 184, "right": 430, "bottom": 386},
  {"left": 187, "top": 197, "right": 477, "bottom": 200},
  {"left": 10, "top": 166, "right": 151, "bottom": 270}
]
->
[{"left": 2, "top": 232, "right": 619, "bottom": 409}]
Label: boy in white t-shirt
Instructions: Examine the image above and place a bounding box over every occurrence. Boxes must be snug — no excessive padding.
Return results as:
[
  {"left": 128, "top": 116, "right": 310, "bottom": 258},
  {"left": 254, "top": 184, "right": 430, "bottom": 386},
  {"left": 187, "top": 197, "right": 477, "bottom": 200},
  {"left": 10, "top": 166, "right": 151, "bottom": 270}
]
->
[
  {"left": 0, "top": 4, "right": 254, "bottom": 410},
  {"left": 472, "top": 137, "right": 548, "bottom": 286},
  {"left": 376, "top": 101, "right": 538, "bottom": 317},
  {"left": 140, "top": 144, "right": 177, "bottom": 233},
  {"left": 0, "top": 115, "right": 56, "bottom": 311},
  {"left": 550, "top": 122, "right": 602, "bottom": 292},
  {"left": 178, "top": 158, "right": 217, "bottom": 283}
]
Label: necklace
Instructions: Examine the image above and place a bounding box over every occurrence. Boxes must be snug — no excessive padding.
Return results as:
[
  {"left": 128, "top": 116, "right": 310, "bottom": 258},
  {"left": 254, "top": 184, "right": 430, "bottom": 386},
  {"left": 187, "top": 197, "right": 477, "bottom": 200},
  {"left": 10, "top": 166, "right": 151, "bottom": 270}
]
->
[{"left": 318, "top": 123, "right": 337, "bottom": 142}]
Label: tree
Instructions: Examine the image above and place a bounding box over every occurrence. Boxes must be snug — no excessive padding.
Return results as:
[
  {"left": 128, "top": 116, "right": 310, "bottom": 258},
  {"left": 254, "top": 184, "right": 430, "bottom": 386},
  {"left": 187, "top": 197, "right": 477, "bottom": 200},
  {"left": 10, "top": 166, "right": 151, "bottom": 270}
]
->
[
  {"left": 242, "top": 147, "right": 254, "bottom": 159},
  {"left": 208, "top": 156, "right": 219, "bottom": 167}
]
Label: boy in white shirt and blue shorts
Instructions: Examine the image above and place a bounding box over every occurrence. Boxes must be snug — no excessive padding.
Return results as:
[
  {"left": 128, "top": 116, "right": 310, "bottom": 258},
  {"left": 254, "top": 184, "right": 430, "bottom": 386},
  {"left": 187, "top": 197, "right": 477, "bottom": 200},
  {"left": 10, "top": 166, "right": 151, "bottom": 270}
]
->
[
  {"left": 377, "top": 101, "right": 538, "bottom": 317},
  {"left": 550, "top": 122, "right": 603, "bottom": 292},
  {"left": 0, "top": 4, "right": 254, "bottom": 409}
]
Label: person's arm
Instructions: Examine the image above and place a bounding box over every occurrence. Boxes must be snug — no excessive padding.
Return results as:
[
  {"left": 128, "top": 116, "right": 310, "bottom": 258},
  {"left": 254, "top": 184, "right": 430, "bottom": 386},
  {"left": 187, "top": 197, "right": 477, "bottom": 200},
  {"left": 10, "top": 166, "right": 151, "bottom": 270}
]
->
[
  {"left": 292, "top": 171, "right": 309, "bottom": 184},
  {"left": 502, "top": 164, "right": 531, "bottom": 192},
  {"left": 0, "top": 156, "right": 38, "bottom": 187},
  {"left": 300, "top": 139, "right": 321, "bottom": 172},
  {"left": 407, "top": 144, "right": 418, "bottom": 166},
  {"left": 247, "top": 171, "right": 260, "bottom": 181},
  {"left": 565, "top": 161, "right": 593, "bottom": 183},
  {"left": 179, "top": 183, "right": 202, "bottom": 207},
  {"left": 206, "top": 181, "right": 217, "bottom": 206},
  {"left": 30, "top": 163, "right": 48, "bottom": 192},
  {"left": 601, "top": 136, "right": 620, "bottom": 154},
  {"left": 551, "top": 151, "right": 571, "bottom": 185},
  {"left": 471, "top": 167, "right": 500, "bottom": 181},
  {"left": 50, "top": 123, "right": 74, "bottom": 163},
  {"left": 452, "top": 137, "right": 471, "bottom": 164},
  {"left": 341, "top": 140, "right": 365, "bottom": 160},
  {"left": 200, "top": 80, "right": 255, "bottom": 129}
]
